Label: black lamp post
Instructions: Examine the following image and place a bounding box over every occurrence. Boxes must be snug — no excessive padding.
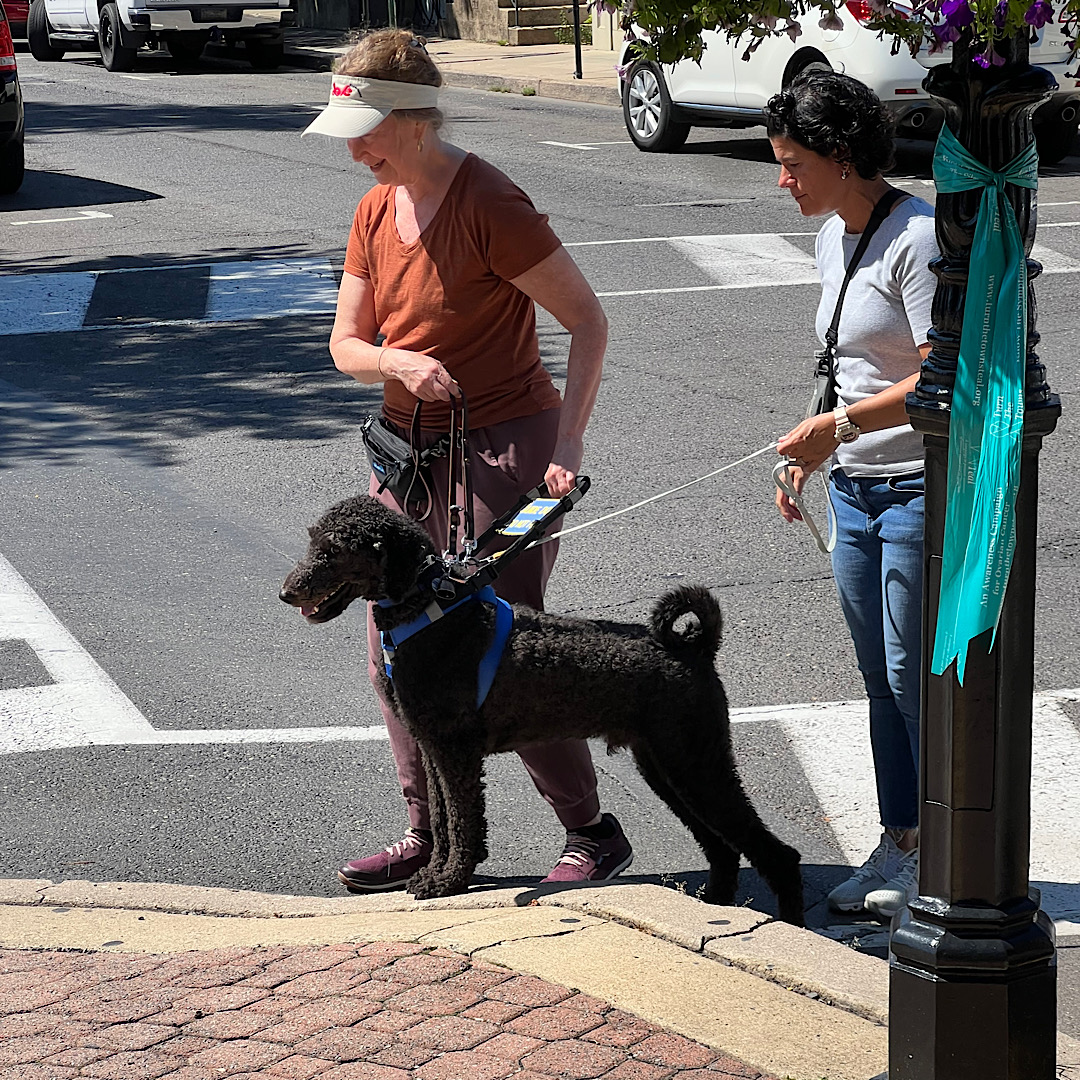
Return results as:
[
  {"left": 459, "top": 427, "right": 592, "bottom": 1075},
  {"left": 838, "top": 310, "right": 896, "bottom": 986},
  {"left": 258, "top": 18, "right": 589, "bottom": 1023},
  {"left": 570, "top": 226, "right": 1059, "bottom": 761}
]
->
[{"left": 893, "top": 28, "right": 1061, "bottom": 1079}]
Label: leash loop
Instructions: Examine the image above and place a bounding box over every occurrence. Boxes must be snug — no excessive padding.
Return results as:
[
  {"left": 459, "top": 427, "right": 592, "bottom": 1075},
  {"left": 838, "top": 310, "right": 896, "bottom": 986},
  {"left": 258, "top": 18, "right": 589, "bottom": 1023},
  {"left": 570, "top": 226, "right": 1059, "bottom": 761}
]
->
[{"left": 772, "top": 460, "right": 836, "bottom": 555}]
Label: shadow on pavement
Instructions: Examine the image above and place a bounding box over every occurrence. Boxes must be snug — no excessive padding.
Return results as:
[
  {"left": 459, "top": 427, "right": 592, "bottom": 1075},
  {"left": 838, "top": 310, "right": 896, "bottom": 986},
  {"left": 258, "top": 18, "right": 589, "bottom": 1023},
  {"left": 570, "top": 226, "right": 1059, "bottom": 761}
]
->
[
  {"left": 0, "top": 170, "right": 163, "bottom": 212},
  {"left": 24, "top": 97, "right": 321, "bottom": 138},
  {"left": 1, "top": 242, "right": 332, "bottom": 275},
  {"left": 0, "top": 317, "right": 381, "bottom": 469}
]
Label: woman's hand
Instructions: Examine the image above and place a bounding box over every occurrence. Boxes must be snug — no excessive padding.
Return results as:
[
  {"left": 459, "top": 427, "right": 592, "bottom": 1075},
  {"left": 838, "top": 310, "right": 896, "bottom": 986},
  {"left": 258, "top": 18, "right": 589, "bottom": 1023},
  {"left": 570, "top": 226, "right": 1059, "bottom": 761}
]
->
[
  {"left": 544, "top": 434, "right": 584, "bottom": 498},
  {"left": 380, "top": 349, "right": 461, "bottom": 403},
  {"left": 775, "top": 462, "right": 807, "bottom": 523},
  {"left": 776, "top": 413, "right": 838, "bottom": 475}
]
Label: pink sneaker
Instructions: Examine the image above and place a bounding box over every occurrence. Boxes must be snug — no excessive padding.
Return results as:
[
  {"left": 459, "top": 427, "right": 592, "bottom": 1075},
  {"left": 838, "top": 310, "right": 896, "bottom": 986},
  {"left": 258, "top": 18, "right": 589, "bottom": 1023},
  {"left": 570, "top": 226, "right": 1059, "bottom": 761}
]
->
[
  {"left": 338, "top": 829, "right": 433, "bottom": 893},
  {"left": 542, "top": 814, "right": 634, "bottom": 884}
]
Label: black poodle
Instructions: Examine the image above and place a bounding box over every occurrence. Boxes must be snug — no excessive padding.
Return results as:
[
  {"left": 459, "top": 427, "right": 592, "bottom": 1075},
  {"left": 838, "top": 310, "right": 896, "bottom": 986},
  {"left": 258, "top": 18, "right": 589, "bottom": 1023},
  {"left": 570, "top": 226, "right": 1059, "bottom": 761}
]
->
[{"left": 280, "top": 495, "right": 804, "bottom": 925}]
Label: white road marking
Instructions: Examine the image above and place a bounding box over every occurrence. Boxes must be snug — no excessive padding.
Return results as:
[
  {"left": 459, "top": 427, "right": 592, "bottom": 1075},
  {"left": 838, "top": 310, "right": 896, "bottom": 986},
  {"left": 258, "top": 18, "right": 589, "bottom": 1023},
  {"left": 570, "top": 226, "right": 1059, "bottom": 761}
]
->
[
  {"left": 564, "top": 231, "right": 817, "bottom": 247},
  {"left": 0, "top": 554, "right": 386, "bottom": 755},
  {"left": 1030, "top": 692, "right": 1080, "bottom": 927},
  {"left": 1035, "top": 220, "right": 1080, "bottom": 228},
  {"left": 540, "top": 141, "right": 601, "bottom": 150},
  {"left": 0, "top": 272, "right": 98, "bottom": 336},
  {"left": 9, "top": 211, "right": 113, "bottom": 227},
  {"left": 1032, "top": 241, "right": 1080, "bottom": 274},
  {"left": 639, "top": 199, "right": 756, "bottom": 207},
  {"left": 204, "top": 258, "right": 338, "bottom": 321},
  {"left": 776, "top": 692, "right": 1080, "bottom": 930},
  {"left": 670, "top": 233, "right": 819, "bottom": 288},
  {"left": 0, "top": 258, "right": 340, "bottom": 336}
]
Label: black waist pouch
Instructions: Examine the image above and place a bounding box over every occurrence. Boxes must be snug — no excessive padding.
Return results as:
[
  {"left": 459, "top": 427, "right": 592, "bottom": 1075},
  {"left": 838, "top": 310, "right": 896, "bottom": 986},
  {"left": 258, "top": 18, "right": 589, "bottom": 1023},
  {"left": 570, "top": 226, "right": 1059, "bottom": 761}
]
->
[{"left": 360, "top": 414, "right": 449, "bottom": 520}]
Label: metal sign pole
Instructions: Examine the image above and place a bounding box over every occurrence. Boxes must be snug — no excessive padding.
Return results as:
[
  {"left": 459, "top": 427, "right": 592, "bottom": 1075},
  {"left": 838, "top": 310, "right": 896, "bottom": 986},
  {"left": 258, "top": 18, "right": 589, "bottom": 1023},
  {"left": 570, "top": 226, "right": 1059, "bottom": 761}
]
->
[{"left": 571, "top": 0, "right": 582, "bottom": 79}]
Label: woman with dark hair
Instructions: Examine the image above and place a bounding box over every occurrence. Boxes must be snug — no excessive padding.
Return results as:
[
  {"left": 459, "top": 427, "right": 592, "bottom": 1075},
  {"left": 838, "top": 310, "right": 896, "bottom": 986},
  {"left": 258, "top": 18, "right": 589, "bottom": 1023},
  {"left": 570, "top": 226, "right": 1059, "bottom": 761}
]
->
[
  {"left": 301, "top": 29, "right": 633, "bottom": 895},
  {"left": 766, "top": 70, "right": 937, "bottom": 919}
]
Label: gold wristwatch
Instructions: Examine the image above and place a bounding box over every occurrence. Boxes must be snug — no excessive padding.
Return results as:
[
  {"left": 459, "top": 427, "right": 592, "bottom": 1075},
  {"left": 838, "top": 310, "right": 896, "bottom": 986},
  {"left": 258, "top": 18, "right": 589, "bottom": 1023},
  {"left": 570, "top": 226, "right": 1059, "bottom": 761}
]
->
[{"left": 833, "top": 406, "right": 860, "bottom": 444}]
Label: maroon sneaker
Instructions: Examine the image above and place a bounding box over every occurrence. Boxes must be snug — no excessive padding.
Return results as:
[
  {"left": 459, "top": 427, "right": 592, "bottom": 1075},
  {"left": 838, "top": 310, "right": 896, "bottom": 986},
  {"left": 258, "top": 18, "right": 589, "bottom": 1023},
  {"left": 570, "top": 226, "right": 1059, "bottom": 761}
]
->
[
  {"left": 338, "top": 829, "right": 433, "bottom": 893},
  {"left": 542, "top": 814, "right": 634, "bottom": 884}
]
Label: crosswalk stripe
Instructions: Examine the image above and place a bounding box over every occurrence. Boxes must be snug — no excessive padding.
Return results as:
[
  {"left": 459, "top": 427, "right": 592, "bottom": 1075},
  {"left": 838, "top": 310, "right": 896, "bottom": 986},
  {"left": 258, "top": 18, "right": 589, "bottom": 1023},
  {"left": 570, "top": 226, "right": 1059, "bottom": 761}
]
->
[
  {"left": 0, "top": 272, "right": 98, "bottom": 336},
  {"left": 777, "top": 694, "right": 1080, "bottom": 927},
  {"left": 0, "top": 258, "right": 339, "bottom": 337},
  {"left": 668, "top": 234, "right": 819, "bottom": 288},
  {"left": 205, "top": 259, "right": 338, "bottom": 321},
  {"left": 4, "top": 234, "right": 1080, "bottom": 332}
]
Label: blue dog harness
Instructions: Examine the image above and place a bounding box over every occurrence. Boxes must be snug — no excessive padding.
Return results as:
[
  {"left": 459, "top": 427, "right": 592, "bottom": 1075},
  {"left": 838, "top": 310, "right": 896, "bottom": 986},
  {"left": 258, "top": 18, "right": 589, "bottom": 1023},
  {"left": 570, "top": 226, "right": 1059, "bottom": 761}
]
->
[{"left": 378, "top": 585, "right": 514, "bottom": 710}]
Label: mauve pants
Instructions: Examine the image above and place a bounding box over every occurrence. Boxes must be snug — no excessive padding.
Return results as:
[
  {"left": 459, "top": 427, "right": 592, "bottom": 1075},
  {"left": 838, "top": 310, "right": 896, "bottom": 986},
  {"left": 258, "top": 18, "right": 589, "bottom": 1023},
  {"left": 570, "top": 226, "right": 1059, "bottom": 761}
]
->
[{"left": 365, "top": 406, "right": 601, "bottom": 833}]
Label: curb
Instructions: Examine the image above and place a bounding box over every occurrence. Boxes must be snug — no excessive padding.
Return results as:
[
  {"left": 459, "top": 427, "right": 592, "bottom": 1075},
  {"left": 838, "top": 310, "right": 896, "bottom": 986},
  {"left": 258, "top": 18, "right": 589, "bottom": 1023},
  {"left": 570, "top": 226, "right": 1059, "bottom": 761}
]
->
[
  {"left": 277, "top": 43, "right": 621, "bottom": 107},
  {"left": 0, "top": 878, "right": 887, "bottom": 1023},
  {"left": 0, "top": 878, "right": 890, "bottom": 1080},
  {"left": 4, "top": 879, "right": 1079, "bottom": 1079}
]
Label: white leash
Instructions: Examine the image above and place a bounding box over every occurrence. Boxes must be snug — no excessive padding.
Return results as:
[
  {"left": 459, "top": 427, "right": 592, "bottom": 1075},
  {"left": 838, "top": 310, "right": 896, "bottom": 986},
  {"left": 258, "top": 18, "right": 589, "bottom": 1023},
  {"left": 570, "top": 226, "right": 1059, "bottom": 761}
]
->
[
  {"left": 532, "top": 442, "right": 779, "bottom": 546},
  {"left": 772, "top": 460, "right": 836, "bottom": 554}
]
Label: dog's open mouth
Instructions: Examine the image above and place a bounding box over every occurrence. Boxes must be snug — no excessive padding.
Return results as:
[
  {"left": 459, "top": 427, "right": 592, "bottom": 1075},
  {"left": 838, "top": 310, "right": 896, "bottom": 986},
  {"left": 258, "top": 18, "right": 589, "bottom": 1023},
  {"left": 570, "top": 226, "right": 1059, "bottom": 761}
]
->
[{"left": 300, "top": 583, "right": 351, "bottom": 622}]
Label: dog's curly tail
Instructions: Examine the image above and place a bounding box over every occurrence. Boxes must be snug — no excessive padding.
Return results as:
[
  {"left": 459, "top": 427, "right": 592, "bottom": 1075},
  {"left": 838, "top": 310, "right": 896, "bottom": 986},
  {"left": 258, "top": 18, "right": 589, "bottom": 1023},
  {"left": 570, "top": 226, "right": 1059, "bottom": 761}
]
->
[{"left": 650, "top": 585, "right": 723, "bottom": 660}]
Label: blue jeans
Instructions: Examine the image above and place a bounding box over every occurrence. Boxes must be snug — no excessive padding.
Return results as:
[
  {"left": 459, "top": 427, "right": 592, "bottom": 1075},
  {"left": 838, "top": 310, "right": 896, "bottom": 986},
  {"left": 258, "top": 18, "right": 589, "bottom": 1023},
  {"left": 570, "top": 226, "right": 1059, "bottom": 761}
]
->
[{"left": 830, "top": 468, "right": 924, "bottom": 831}]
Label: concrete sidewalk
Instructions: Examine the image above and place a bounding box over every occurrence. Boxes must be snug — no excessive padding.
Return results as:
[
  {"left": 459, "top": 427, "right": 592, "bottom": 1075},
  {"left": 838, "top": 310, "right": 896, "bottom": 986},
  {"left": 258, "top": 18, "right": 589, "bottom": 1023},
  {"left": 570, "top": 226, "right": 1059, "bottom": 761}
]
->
[
  {"left": 3, "top": 878, "right": 1079, "bottom": 1079},
  {"left": 279, "top": 29, "right": 624, "bottom": 106},
  {"left": 0, "top": 877, "right": 894, "bottom": 1080}
]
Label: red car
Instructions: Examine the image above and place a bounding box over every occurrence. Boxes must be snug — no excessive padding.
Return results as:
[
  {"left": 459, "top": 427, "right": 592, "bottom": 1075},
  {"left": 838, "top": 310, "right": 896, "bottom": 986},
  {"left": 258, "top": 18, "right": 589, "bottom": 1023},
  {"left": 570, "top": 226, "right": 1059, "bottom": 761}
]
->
[{"left": 3, "top": 0, "right": 25, "bottom": 37}]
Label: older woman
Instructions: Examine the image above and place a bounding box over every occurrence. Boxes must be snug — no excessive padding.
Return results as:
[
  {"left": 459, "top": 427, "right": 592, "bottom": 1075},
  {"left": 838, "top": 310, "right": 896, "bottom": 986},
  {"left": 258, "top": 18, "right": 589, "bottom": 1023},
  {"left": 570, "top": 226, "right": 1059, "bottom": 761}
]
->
[
  {"left": 767, "top": 70, "right": 937, "bottom": 920},
  {"left": 303, "top": 29, "right": 632, "bottom": 893}
]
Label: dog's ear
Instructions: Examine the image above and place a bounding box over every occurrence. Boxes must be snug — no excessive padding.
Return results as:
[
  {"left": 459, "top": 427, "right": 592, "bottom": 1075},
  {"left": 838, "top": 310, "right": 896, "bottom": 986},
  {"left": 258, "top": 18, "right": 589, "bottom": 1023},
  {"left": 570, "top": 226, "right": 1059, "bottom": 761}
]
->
[{"left": 380, "top": 524, "right": 428, "bottom": 602}]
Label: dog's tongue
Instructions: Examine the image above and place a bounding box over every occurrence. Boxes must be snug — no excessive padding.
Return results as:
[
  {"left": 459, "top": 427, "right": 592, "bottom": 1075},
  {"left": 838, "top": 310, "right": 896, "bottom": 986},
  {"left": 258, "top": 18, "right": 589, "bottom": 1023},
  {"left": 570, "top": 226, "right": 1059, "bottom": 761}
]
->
[{"left": 300, "top": 603, "right": 317, "bottom": 618}]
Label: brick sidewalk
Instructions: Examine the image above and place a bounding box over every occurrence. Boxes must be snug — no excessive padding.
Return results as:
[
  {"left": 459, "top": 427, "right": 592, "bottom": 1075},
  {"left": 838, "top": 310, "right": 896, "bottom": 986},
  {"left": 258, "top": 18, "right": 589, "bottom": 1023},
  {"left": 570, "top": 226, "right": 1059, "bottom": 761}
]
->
[{"left": 0, "top": 942, "right": 777, "bottom": 1080}]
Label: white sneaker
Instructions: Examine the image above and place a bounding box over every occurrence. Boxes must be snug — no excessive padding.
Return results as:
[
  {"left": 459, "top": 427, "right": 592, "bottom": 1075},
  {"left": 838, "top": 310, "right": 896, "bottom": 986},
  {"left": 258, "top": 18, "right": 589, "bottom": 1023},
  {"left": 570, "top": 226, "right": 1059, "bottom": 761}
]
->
[
  {"left": 827, "top": 833, "right": 904, "bottom": 913},
  {"left": 865, "top": 847, "right": 919, "bottom": 919}
]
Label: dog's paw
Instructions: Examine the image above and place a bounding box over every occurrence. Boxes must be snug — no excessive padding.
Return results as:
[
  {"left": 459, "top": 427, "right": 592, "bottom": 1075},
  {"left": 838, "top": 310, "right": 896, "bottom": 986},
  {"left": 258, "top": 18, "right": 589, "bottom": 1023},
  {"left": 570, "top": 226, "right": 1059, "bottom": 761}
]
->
[{"left": 407, "top": 870, "right": 468, "bottom": 901}]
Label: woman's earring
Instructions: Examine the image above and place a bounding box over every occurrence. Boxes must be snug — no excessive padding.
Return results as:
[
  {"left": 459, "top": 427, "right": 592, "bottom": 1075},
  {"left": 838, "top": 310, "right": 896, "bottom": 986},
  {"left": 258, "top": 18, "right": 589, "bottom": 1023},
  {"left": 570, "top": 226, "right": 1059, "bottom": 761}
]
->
[
  {"left": 417, "top": 137, "right": 424, "bottom": 153},
  {"left": 841, "top": 167, "right": 850, "bottom": 180}
]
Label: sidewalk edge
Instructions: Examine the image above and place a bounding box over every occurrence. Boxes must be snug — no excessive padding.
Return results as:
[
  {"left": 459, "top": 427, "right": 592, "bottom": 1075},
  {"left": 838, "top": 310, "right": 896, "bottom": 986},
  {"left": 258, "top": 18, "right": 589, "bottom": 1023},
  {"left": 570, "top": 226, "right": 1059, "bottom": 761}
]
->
[
  {"left": 276, "top": 42, "right": 621, "bottom": 106},
  {"left": 0, "top": 877, "right": 886, "bottom": 1026}
]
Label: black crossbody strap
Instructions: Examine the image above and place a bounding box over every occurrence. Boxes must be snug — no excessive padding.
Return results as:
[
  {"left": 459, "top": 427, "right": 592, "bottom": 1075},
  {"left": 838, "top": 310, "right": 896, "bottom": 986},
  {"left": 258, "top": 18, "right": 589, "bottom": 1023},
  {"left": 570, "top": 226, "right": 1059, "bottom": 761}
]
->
[{"left": 824, "top": 188, "right": 908, "bottom": 352}]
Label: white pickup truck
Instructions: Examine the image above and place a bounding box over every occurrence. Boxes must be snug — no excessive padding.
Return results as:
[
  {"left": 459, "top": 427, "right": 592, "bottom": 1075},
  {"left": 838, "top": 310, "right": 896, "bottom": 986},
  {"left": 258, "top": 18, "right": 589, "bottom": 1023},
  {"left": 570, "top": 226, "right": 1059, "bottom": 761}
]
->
[{"left": 26, "top": 0, "right": 294, "bottom": 70}]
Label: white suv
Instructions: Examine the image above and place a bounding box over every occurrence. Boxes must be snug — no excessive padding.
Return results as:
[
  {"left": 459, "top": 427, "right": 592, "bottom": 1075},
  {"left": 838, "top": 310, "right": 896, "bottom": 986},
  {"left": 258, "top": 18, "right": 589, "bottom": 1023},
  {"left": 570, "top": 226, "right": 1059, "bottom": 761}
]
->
[
  {"left": 619, "top": 4, "right": 1080, "bottom": 163},
  {"left": 26, "top": 0, "right": 294, "bottom": 70}
]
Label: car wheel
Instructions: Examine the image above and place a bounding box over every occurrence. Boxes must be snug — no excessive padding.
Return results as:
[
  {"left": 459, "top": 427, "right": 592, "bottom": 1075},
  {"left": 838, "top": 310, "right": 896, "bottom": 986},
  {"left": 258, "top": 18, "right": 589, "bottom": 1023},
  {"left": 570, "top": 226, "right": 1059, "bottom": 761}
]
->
[
  {"left": 0, "top": 137, "right": 25, "bottom": 196},
  {"left": 27, "top": 0, "right": 65, "bottom": 61},
  {"left": 1035, "top": 107, "right": 1079, "bottom": 166},
  {"left": 622, "top": 59, "right": 690, "bottom": 152},
  {"left": 98, "top": 3, "right": 136, "bottom": 72},
  {"left": 246, "top": 38, "right": 284, "bottom": 69},
  {"left": 166, "top": 32, "right": 208, "bottom": 65}
]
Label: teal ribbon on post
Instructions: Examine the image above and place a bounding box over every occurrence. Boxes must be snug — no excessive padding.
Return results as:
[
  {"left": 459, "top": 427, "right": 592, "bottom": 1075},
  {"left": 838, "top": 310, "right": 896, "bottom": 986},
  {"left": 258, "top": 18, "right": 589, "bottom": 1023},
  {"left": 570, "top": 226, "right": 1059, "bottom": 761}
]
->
[{"left": 930, "top": 125, "right": 1038, "bottom": 684}]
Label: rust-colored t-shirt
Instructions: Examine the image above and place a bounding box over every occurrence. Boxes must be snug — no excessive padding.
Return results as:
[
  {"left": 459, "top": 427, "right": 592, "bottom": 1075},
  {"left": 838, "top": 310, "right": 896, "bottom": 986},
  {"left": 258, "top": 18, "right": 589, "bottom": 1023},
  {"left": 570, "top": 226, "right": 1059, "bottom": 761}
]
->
[{"left": 343, "top": 153, "right": 564, "bottom": 431}]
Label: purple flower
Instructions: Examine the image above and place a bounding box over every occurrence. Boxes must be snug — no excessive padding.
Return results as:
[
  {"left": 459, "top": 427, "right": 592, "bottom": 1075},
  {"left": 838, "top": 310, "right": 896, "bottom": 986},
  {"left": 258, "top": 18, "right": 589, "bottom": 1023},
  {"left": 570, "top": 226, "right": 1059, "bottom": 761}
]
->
[
  {"left": 785, "top": 18, "right": 803, "bottom": 39},
  {"left": 975, "top": 41, "right": 1007, "bottom": 66},
  {"left": 613, "top": 62, "right": 629, "bottom": 81},
  {"left": 818, "top": 9, "right": 845, "bottom": 30},
  {"left": 940, "top": 0, "right": 974, "bottom": 27},
  {"left": 993, "top": 0, "right": 1007, "bottom": 27},
  {"left": 931, "top": 20, "right": 961, "bottom": 41},
  {"left": 1024, "top": 0, "right": 1054, "bottom": 26}
]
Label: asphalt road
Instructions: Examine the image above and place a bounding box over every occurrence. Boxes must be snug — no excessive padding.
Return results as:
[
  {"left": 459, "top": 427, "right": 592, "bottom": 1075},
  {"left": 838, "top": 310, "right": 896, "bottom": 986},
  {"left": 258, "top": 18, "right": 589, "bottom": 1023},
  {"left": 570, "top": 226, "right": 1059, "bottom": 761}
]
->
[{"left": 2, "top": 44, "right": 1079, "bottom": 1037}]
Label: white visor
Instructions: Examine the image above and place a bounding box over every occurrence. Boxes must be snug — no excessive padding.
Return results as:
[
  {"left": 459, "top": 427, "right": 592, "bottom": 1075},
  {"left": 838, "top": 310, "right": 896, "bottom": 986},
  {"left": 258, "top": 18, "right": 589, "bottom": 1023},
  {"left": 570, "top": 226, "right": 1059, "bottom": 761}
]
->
[{"left": 302, "top": 75, "right": 440, "bottom": 139}]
